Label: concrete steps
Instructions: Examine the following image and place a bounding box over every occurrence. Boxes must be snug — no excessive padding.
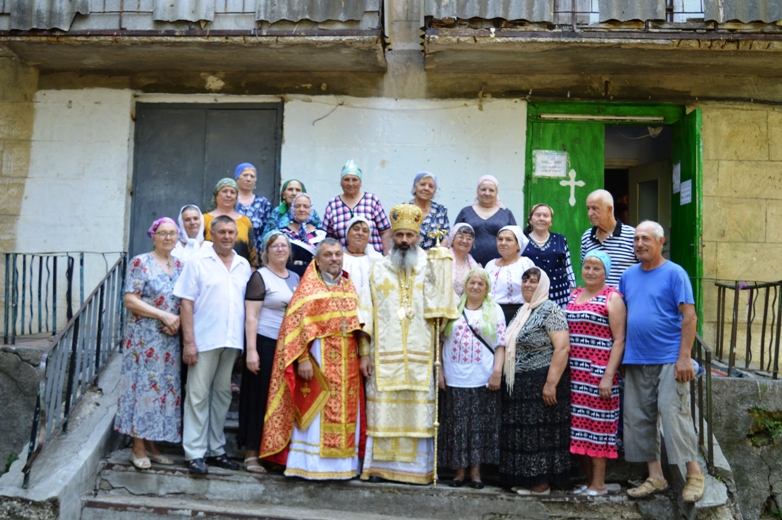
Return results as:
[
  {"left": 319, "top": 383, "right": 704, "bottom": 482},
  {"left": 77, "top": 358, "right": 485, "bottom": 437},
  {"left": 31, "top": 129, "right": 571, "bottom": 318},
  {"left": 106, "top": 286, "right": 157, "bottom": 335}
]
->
[{"left": 91, "top": 449, "right": 673, "bottom": 520}]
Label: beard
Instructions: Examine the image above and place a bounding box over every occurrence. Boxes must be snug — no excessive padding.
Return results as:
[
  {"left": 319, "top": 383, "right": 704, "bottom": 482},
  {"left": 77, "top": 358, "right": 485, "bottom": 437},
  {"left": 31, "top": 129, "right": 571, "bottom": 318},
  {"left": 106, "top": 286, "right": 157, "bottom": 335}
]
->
[{"left": 389, "top": 242, "right": 418, "bottom": 273}]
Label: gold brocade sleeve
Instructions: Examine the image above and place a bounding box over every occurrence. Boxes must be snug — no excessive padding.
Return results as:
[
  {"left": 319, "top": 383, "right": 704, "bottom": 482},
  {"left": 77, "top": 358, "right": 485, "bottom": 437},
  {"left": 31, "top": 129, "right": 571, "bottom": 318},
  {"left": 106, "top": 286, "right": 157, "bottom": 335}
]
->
[{"left": 424, "top": 246, "right": 459, "bottom": 321}]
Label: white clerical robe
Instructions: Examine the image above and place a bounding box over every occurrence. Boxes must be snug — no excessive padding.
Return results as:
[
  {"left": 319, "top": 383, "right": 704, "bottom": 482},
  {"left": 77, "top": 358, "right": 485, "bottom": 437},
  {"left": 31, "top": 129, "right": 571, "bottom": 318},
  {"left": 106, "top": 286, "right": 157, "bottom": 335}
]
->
[{"left": 358, "top": 248, "right": 458, "bottom": 484}]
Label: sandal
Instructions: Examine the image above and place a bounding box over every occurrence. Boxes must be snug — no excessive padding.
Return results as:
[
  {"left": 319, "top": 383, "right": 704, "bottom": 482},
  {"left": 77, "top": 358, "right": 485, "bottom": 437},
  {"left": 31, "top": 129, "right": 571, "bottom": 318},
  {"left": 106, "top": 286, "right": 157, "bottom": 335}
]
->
[
  {"left": 627, "top": 478, "right": 669, "bottom": 498},
  {"left": 568, "top": 484, "right": 588, "bottom": 495},
  {"left": 147, "top": 452, "right": 174, "bottom": 465},
  {"left": 681, "top": 473, "right": 705, "bottom": 502},
  {"left": 130, "top": 452, "right": 151, "bottom": 470},
  {"left": 582, "top": 489, "right": 608, "bottom": 497},
  {"left": 244, "top": 457, "right": 267, "bottom": 474}
]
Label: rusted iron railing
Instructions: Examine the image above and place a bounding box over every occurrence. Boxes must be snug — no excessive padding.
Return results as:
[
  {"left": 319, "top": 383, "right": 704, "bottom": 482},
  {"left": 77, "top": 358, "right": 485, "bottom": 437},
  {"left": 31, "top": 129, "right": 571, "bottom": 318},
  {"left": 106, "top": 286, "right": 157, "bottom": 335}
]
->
[
  {"left": 691, "top": 333, "right": 714, "bottom": 473},
  {"left": 714, "top": 280, "right": 782, "bottom": 379},
  {"left": 21, "top": 254, "right": 127, "bottom": 488}
]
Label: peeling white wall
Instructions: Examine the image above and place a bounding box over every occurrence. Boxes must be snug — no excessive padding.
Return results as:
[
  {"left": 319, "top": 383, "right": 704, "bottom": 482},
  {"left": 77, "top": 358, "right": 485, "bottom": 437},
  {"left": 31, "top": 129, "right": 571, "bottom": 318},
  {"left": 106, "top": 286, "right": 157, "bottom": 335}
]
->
[
  {"left": 15, "top": 88, "right": 133, "bottom": 294},
  {"left": 281, "top": 96, "right": 528, "bottom": 222}
]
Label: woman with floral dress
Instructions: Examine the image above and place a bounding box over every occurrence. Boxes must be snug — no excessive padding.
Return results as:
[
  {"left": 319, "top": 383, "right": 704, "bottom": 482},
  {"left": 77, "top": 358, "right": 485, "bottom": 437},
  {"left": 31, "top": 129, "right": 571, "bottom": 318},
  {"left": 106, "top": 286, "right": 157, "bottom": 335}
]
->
[
  {"left": 234, "top": 162, "right": 271, "bottom": 257},
  {"left": 408, "top": 171, "right": 450, "bottom": 250},
  {"left": 115, "top": 217, "right": 184, "bottom": 470}
]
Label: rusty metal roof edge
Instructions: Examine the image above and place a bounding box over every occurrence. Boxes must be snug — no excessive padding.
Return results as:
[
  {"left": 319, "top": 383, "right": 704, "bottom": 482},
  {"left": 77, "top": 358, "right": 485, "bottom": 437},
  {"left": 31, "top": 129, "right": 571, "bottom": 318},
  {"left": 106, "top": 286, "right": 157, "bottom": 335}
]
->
[
  {"left": 425, "top": 28, "right": 782, "bottom": 41},
  {"left": 0, "top": 29, "right": 383, "bottom": 38}
]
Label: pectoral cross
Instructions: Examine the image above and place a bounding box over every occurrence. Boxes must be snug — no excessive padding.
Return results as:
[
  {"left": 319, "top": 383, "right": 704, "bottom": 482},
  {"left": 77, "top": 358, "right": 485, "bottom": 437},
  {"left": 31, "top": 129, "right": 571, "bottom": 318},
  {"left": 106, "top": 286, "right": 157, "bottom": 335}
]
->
[
  {"left": 559, "top": 168, "right": 585, "bottom": 207},
  {"left": 340, "top": 319, "right": 349, "bottom": 338},
  {"left": 427, "top": 228, "right": 448, "bottom": 248}
]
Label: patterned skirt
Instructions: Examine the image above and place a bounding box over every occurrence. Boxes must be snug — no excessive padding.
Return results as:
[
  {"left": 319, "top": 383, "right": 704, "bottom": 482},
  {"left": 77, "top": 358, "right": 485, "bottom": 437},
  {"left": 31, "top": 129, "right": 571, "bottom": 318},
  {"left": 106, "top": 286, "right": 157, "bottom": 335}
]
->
[
  {"left": 499, "top": 366, "right": 571, "bottom": 489},
  {"left": 438, "top": 386, "right": 501, "bottom": 469}
]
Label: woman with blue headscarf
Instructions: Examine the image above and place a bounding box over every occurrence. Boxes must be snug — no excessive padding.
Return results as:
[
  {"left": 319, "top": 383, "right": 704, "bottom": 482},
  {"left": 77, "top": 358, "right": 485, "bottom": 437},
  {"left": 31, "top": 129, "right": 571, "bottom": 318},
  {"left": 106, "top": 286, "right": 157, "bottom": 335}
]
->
[
  {"left": 408, "top": 171, "right": 450, "bottom": 250},
  {"left": 234, "top": 163, "right": 271, "bottom": 256},
  {"left": 564, "top": 250, "right": 626, "bottom": 496}
]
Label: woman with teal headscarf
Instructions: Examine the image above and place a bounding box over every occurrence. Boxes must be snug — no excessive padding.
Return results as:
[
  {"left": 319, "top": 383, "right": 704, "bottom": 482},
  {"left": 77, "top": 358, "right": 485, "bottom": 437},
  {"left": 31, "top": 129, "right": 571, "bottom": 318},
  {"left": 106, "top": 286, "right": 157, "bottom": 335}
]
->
[{"left": 261, "top": 179, "right": 322, "bottom": 241}]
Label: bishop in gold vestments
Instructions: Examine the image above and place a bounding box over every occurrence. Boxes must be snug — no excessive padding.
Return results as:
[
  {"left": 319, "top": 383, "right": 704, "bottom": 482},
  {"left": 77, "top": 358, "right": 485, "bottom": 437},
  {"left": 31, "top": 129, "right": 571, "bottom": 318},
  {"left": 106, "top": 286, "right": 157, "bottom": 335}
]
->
[{"left": 358, "top": 203, "right": 458, "bottom": 484}]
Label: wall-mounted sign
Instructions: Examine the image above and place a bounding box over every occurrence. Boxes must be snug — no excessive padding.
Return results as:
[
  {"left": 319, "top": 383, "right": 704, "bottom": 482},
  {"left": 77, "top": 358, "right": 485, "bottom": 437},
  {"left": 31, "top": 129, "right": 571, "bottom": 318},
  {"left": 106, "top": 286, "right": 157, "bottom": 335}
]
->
[
  {"left": 533, "top": 150, "right": 568, "bottom": 178},
  {"left": 680, "top": 179, "right": 692, "bottom": 205},
  {"left": 672, "top": 161, "right": 681, "bottom": 194}
]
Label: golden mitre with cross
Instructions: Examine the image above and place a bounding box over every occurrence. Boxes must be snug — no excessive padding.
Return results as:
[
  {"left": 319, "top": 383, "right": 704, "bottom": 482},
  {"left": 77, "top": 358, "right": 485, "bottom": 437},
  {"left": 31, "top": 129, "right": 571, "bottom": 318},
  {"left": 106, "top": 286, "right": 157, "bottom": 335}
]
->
[{"left": 389, "top": 203, "right": 423, "bottom": 233}]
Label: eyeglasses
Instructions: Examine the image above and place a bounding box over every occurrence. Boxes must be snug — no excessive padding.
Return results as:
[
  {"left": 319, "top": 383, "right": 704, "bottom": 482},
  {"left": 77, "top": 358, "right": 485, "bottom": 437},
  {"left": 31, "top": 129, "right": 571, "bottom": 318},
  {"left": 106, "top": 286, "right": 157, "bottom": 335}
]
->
[
  {"left": 154, "top": 232, "right": 178, "bottom": 238},
  {"left": 269, "top": 244, "right": 289, "bottom": 250}
]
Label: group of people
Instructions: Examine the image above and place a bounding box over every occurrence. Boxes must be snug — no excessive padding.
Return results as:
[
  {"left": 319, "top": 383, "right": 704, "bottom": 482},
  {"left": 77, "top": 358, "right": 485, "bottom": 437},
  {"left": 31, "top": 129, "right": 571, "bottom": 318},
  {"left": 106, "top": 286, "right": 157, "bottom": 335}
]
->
[{"left": 113, "top": 160, "right": 705, "bottom": 504}]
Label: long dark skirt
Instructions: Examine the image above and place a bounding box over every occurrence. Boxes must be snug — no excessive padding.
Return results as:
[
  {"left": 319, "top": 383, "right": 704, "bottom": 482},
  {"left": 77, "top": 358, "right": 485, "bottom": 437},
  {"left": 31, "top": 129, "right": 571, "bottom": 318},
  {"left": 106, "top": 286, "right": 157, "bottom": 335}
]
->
[
  {"left": 438, "top": 386, "right": 501, "bottom": 469},
  {"left": 237, "top": 334, "right": 277, "bottom": 450},
  {"left": 500, "top": 303, "right": 522, "bottom": 327},
  {"left": 499, "top": 365, "right": 571, "bottom": 489}
]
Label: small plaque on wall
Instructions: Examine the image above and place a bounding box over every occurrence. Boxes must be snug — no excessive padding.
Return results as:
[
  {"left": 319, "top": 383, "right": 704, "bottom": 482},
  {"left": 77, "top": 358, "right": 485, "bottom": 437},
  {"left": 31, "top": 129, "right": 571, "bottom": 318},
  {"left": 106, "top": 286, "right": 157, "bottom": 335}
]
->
[{"left": 533, "top": 150, "right": 568, "bottom": 178}]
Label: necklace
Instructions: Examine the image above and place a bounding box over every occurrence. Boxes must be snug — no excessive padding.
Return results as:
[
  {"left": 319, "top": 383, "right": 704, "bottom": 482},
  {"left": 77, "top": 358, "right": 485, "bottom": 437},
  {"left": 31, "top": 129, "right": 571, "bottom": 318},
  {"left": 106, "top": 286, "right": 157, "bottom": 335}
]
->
[
  {"left": 152, "top": 251, "right": 172, "bottom": 269},
  {"left": 397, "top": 268, "right": 416, "bottom": 321}
]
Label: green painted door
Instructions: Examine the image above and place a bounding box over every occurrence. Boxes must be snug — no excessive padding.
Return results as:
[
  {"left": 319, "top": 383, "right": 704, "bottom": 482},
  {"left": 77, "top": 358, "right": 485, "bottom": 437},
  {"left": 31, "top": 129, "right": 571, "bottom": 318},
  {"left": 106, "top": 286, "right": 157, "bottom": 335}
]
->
[
  {"left": 670, "top": 109, "right": 704, "bottom": 321},
  {"left": 525, "top": 120, "right": 604, "bottom": 286}
]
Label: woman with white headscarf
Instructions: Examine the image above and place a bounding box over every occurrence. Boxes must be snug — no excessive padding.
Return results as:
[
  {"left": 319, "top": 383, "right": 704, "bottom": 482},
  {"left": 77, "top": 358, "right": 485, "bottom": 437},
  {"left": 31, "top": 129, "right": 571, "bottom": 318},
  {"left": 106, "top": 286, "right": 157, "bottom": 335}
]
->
[
  {"left": 453, "top": 175, "right": 517, "bottom": 266},
  {"left": 485, "top": 225, "right": 535, "bottom": 326},
  {"left": 172, "top": 205, "right": 208, "bottom": 262},
  {"left": 408, "top": 171, "right": 450, "bottom": 250},
  {"left": 279, "top": 193, "right": 326, "bottom": 277},
  {"left": 341, "top": 215, "right": 383, "bottom": 295}
]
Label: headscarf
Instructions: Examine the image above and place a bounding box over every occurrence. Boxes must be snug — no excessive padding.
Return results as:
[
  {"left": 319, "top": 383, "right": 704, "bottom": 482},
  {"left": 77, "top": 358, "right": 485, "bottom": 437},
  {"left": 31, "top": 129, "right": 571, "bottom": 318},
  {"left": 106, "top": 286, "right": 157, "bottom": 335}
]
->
[
  {"left": 444, "top": 268, "right": 501, "bottom": 341},
  {"left": 234, "top": 162, "right": 256, "bottom": 180},
  {"left": 209, "top": 178, "right": 238, "bottom": 211},
  {"left": 276, "top": 179, "right": 308, "bottom": 216},
  {"left": 147, "top": 217, "right": 179, "bottom": 239},
  {"left": 176, "top": 204, "right": 205, "bottom": 244},
  {"left": 503, "top": 267, "right": 551, "bottom": 395},
  {"left": 498, "top": 225, "right": 530, "bottom": 257},
  {"left": 345, "top": 215, "right": 384, "bottom": 261},
  {"left": 475, "top": 174, "right": 505, "bottom": 209},
  {"left": 341, "top": 159, "right": 363, "bottom": 180},
  {"left": 411, "top": 171, "right": 438, "bottom": 196},
  {"left": 448, "top": 223, "right": 474, "bottom": 244},
  {"left": 288, "top": 193, "right": 315, "bottom": 244},
  {"left": 584, "top": 250, "right": 612, "bottom": 279}
]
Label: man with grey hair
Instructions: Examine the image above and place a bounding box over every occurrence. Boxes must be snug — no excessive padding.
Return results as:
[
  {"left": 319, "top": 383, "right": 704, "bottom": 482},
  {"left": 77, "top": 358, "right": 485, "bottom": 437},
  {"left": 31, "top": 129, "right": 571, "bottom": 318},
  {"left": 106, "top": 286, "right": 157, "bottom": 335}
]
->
[
  {"left": 174, "top": 215, "right": 252, "bottom": 475},
  {"left": 618, "top": 220, "right": 704, "bottom": 503},
  {"left": 581, "top": 189, "right": 638, "bottom": 287}
]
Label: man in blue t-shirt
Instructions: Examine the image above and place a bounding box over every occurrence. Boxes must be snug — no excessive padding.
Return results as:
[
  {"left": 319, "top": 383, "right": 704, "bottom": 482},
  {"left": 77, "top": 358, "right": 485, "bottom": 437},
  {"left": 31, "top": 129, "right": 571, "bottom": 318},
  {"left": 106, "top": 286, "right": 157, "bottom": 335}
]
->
[{"left": 618, "top": 221, "right": 704, "bottom": 503}]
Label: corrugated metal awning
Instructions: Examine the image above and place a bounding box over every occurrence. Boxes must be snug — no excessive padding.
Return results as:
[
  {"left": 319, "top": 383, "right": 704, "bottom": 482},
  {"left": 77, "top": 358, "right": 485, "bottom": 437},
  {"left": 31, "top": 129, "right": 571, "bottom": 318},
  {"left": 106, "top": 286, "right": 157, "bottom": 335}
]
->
[
  {"left": 257, "top": 0, "right": 380, "bottom": 23},
  {"left": 153, "top": 0, "right": 215, "bottom": 23},
  {"left": 10, "top": 0, "right": 89, "bottom": 31},
  {"left": 424, "top": 0, "right": 554, "bottom": 23},
  {"left": 598, "top": 0, "right": 666, "bottom": 22},
  {"left": 704, "top": 0, "right": 782, "bottom": 23}
]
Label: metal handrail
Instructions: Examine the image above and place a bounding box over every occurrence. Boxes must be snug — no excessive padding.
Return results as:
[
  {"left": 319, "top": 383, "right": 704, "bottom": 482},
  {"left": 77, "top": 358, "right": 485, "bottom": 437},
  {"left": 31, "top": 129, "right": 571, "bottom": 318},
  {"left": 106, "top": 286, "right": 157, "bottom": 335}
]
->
[
  {"left": 21, "top": 254, "right": 127, "bottom": 488},
  {"left": 714, "top": 280, "right": 782, "bottom": 379},
  {"left": 691, "top": 333, "right": 713, "bottom": 473}
]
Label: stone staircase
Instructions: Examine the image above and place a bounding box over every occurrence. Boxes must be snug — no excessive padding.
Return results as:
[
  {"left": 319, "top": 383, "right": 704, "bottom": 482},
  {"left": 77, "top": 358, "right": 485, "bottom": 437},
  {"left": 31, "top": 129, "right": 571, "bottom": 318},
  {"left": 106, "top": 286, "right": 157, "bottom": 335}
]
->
[{"left": 82, "top": 447, "right": 731, "bottom": 520}]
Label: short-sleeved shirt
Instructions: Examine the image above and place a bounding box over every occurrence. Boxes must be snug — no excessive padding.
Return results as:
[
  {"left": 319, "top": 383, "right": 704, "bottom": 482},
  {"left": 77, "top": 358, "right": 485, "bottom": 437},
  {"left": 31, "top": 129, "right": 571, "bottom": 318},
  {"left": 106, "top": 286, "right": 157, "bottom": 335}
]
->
[
  {"left": 523, "top": 233, "right": 576, "bottom": 307},
  {"left": 407, "top": 199, "right": 450, "bottom": 250},
  {"left": 454, "top": 206, "right": 517, "bottom": 267},
  {"left": 245, "top": 267, "right": 300, "bottom": 339},
  {"left": 322, "top": 192, "right": 391, "bottom": 254},
  {"left": 485, "top": 256, "right": 536, "bottom": 305},
  {"left": 580, "top": 220, "right": 638, "bottom": 287},
  {"left": 443, "top": 304, "right": 506, "bottom": 388},
  {"left": 173, "top": 246, "right": 252, "bottom": 353},
  {"left": 512, "top": 300, "right": 568, "bottom": 372},
  {"left": 619, "top": 260, "right": 694, "bottom": 365}
]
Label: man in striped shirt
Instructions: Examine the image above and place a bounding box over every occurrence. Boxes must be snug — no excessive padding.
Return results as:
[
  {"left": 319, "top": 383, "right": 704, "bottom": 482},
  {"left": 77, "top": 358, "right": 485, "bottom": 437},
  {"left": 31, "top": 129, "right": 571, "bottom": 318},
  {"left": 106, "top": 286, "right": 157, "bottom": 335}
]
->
[{"left": 580, "top": 189, "right": 638, "bottom": 287}]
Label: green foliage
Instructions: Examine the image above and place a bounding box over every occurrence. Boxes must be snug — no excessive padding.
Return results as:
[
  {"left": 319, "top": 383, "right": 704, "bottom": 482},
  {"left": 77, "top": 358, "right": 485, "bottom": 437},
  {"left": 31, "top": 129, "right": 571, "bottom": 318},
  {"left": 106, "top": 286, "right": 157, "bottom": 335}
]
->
[
  {"left": 4, "top": 452, "right": 17, "bottom": 473},
  {"left": 747, "top": 407, "right": 782, "bottom": 447}
]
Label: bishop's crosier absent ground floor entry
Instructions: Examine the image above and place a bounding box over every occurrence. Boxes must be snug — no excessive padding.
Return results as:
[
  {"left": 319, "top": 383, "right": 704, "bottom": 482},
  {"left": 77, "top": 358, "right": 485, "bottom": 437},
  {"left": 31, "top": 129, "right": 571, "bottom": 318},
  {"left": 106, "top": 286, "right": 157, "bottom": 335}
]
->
[{"left": 525, "top": 102, "right": 703, "bottom": 325}]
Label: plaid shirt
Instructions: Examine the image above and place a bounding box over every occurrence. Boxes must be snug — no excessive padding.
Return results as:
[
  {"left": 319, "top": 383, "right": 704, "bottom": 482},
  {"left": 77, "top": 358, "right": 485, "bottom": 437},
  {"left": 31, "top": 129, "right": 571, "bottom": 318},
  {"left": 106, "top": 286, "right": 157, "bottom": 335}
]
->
[
  {"left": 235, "top": 196, "right": 271, "bottom": 255},
  {"left": 407, "top": 199, "right": 450, "bottom": 250},
  {"left": 322, "top": 192, "right": 391, "bottom": 253}
]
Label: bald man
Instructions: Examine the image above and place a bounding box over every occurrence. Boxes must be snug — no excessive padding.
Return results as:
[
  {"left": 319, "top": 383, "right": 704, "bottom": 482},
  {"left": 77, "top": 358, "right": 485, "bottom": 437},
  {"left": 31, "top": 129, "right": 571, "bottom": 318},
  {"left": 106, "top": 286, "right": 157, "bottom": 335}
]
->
[{"left": 580, "top": 189, "right": 638, "bottom": 287}]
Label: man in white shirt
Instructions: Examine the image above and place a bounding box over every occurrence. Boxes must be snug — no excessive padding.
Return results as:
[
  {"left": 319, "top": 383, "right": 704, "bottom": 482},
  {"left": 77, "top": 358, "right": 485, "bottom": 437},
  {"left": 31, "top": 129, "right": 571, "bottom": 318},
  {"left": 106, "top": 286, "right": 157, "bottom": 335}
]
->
[{"left": 174, "top": 215, "right": 252, "bottom": 475}]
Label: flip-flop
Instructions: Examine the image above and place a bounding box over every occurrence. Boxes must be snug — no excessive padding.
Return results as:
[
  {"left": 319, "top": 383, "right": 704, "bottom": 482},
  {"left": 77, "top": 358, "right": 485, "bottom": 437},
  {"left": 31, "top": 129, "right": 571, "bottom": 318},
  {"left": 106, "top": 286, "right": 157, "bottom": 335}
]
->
[
  {"left": 568, "top": 484, "right": 588, "bottom": 495},
  {"left": 130, "top": 453, "right": 151, "bottom": 470},
  {"left": 582, "top": 489, "right": 608, "bottom": 497}
]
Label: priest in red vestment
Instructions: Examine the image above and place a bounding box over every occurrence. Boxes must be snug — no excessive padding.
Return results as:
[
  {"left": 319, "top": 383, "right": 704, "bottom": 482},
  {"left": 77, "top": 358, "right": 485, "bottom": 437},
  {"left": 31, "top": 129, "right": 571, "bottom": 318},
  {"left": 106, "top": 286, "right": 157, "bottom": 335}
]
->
[{"left": 260, "top": 237, "right": 364, "bottom": 479}]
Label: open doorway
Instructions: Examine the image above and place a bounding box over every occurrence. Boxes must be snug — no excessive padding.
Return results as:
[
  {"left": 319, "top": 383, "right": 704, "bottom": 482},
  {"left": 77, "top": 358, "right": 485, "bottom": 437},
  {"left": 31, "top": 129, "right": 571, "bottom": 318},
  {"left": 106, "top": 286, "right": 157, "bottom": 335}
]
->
[{"left": 604, "top": 125, "right": 672, "bottom": 257}]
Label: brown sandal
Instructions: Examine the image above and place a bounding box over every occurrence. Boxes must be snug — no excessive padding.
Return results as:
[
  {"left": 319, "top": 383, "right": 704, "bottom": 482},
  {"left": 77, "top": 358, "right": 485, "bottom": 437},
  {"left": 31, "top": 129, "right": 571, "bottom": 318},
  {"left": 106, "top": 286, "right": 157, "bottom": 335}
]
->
[
  {"left": 627, "top": 478, "right": 669, "bottom": 498},
  {"left": 681, "top": 473, "right": 705, "bottom": 502}
]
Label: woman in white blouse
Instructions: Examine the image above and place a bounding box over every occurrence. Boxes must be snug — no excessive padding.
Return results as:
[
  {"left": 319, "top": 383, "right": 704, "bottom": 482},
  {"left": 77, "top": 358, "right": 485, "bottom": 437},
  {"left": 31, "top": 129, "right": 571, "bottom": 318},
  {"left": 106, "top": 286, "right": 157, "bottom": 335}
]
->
[
  {"left": 239, "top": 232, "right": 300, "bottom": 474},
  {"left": 485, "top": 225, "right": 535, "bottom": 326},
  {"left": 438, "top": 268, "right": 506, "bottom": 489},
  {"left": 341, "top": 216, "right": 383, "bottom": 296}
]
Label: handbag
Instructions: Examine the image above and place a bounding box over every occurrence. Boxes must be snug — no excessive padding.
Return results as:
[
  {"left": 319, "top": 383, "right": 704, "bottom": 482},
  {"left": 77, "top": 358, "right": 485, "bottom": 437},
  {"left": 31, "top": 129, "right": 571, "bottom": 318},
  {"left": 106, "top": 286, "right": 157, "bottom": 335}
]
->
[{"left": 462, "top": 310, "right": 495, "bottom": 356}]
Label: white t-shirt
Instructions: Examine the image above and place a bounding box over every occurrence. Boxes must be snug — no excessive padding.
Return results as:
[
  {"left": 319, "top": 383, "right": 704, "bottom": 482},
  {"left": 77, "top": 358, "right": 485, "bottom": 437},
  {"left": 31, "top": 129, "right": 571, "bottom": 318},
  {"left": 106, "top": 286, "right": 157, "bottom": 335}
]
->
[
  {"left": 173, "top": 246, "right": 252, "bottom": 353},
  {"left": 442, "top": 305, "right": 506, "bottom": 388},
  {"left": 485, "top": 256, "right": 535, "bottom": 304}
]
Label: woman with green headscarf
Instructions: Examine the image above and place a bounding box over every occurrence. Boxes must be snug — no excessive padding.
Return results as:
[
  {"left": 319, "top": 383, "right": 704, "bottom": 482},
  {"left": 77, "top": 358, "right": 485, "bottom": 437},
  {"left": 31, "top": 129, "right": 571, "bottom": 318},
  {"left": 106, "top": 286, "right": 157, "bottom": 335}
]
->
[
  {"left": 261, "top": 179, "right": 322, "bottom": 240},
  {"left": 438, "top": 267, "right": 506, "bottom": 489},
  {"left": 204, "top": 178, "right": 259, "bottom": 268}
]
